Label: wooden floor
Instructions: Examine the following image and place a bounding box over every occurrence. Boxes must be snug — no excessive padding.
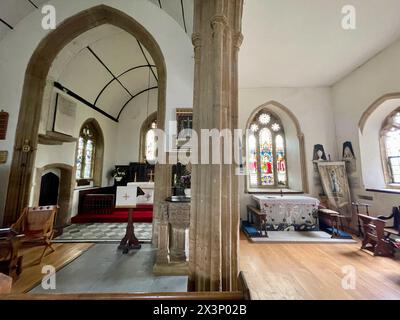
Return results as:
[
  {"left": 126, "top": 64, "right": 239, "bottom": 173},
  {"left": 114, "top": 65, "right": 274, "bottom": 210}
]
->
[
  {"left": 240, "top": 233, "right": 400, "bottom": 300},
  {"left": 11, "top": 243, "right": 93, "bottom": 294}
]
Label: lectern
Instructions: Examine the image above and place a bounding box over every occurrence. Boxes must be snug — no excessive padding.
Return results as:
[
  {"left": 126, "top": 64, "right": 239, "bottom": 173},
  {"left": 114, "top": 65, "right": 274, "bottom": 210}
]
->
[{"left": 116, "top": 186, "right": 142, "bottom": 254}]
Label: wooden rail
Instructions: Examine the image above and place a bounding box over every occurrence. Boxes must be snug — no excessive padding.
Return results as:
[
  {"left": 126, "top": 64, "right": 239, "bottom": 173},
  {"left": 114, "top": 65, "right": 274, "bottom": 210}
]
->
[{"left": 0, "top": 272, "right": 251, "bottom": 300}]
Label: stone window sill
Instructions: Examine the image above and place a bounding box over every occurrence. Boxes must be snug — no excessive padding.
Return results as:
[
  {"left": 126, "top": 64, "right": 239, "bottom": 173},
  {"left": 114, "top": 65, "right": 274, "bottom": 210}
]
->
[{"left": 366, "top": 188, "right": 400, "bottom": 195}]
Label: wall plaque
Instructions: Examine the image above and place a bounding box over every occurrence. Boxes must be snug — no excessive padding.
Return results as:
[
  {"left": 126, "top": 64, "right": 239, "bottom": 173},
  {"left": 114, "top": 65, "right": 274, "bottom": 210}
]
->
[
  {"left": 0, "top": 151, "right": 8, "bottom": 164},
  {"left": 0, "top": 110, "right": 9, "bottom": 140}
]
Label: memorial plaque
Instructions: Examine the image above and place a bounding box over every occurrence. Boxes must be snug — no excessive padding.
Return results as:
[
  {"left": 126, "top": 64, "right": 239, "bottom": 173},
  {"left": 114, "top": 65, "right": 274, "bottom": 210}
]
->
[{"left": 0, "top": 151, "right": 8, "bottom": 164}]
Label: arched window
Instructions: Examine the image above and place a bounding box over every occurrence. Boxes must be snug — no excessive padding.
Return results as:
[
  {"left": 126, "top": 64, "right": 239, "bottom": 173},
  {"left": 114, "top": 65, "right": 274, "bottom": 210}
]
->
[
  {"left": 140, "top": 112, "right": 158, "bottom": 163},
  {"left": 76, "top": 123, "right": 96, "bottom": 180},
  {"left": 145, "top": 120, "right": 157, "bottom": 163},
  {"left": 381, "top": 108, "right": 400, "bottom": 185},
  {"left": 247, "top": 110, "right": 287, "bottom": 188},
  {"left": 75, "top": 119, "right": 104, "bottom": 186}
]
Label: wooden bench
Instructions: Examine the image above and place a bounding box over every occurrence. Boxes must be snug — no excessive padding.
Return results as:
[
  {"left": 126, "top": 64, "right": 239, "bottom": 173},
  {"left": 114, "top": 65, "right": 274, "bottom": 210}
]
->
[
  {"left": 358, "top": 214, "right": 394, "bottom": 256},
  {"left": 318, "top": 208, "right": 347, "bottom": 239},
  {"left": 247, "top": 205, "right": 268, "bottom": 237}
]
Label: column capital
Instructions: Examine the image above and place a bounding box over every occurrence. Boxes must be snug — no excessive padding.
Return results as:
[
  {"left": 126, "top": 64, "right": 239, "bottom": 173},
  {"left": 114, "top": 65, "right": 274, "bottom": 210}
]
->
[
  {"left": 192, "top": 33, "right": 202, "bottom": 49},
  {"left": 233, "top": 32, "right": 244, "bottom": 49},
  {"left": 210, "top": 14, "right": 228, "bottom": 31}
]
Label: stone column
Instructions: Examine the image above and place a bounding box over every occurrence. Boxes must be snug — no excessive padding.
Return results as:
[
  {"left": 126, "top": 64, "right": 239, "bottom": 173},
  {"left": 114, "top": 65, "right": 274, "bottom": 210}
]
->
[
  {"left": 155, "top": 202, "right": 170, "bottom": 265},
  {"left": 169, "top": 203, "right": 190, "bottom": 262},
  {"left": 189, "top": 0, "right": 244, "bottom": 292},
  {"left": 152, "top": 155, "right": 173, "bottom": 245}
]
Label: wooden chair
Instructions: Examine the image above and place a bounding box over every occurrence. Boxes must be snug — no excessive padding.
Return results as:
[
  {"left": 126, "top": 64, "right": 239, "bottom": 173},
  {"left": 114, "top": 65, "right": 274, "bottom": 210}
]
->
[
  {"left": 11, "top": 206, "right": 58, "bottom": 264},
  {"left": 0, "top": 273, "right": 12, "bottom": 294},
  {"left": 358, "top": 214, "right": 393, "bottom": 256},
  {"left": 0, "top": 229, "right": 23, "bottom": 279}
]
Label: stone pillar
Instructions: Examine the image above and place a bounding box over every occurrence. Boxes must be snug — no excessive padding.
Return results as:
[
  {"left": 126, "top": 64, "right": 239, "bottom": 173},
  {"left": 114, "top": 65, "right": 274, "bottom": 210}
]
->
[
  {"left": 152, "top": 156, "right": 173, "bottom": 246},
  {"left": 169, "top": 203, "right": 190, "bottom": 262},
  {"left": 155, "top": 202, "right": 170, "bottom": 265},
  {"left": 189, "top": 0, "right": 244, "bottom": 292}
]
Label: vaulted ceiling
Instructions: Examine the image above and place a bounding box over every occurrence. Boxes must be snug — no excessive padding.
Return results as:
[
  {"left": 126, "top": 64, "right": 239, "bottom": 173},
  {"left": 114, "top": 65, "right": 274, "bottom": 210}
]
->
[
  {"left": 52, "top": 25, "right": 159, "bottom": 121},
  {"left": 0, "top": 0, "right": 193, "bottom": 41},
  {"left": 240, "top": 0, "right": 400, "bottom": 87},
  {"left": 0, "top": 0, "right": 194, "bottom": 121},
  {"left": 2, "top": 0, "right": 400, "bottom": 89}
]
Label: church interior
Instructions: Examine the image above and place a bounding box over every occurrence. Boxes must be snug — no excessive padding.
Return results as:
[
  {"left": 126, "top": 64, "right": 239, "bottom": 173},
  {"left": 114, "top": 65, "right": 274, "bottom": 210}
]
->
[{"left": 0, "top": 0, "right": 400, "bottom": 300}]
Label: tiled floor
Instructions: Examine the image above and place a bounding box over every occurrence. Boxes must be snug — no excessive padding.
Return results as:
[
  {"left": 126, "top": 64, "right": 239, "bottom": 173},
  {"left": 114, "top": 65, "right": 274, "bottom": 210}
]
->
[
  {"left": 29, "top": 244, "right": 188, "bottom": 293},
  {"left": 55, "top": 223, "right": 152, "bottom": 243}
]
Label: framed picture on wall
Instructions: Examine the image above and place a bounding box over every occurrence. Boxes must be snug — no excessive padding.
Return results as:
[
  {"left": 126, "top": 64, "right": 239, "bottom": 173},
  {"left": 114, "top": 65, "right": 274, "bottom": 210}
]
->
[{"left": 176, "top": 108, "right": 193, "bottom": 149}]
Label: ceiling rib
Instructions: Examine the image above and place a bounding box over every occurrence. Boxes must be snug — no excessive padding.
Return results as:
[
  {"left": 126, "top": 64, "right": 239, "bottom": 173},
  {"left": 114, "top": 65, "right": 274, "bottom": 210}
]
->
[
  {"left": 137, "top": 40, "right": 158, "bottom": 82},
  {"left": 180, "top": 0, "right": 188, "bottom": 34},
  {"left": 27, "top": 0, "right": 39, "bottom": 9},
  {"left": 94, "top": 64, "right": 156, "bottom": 105},
  {"left": 87, "top": 46, "right": 134, "bottom": 99},
  {"left": 0, "top": 18, "right": 13, "bottom": 30},
  {"left": 54, "top": 82, "right": 119, "bottom": 123},
  {"left": 118, "top": 86, "right": 158, "bottom": 120}
]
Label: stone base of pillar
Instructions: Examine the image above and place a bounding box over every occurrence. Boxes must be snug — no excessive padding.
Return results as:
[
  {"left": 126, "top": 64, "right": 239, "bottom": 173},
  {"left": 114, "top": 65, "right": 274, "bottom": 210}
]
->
[{"left": 153, "top": 262, "right": 189, "bottom": 276}]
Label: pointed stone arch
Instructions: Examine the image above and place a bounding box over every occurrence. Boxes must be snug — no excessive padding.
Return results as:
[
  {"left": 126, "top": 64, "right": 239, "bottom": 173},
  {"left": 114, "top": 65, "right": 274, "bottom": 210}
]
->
[{"left": 3, "top": 5, "right": 167, "bottom": 225}]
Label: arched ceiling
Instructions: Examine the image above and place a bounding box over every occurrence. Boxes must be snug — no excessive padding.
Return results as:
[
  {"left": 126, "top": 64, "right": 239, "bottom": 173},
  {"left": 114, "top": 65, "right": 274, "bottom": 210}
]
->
[
  {"left": 0, "top": 0, "right": 193, "bottom": 40},
  {"left": 51, "top": 24, "right": 159, "bottom": 121}
]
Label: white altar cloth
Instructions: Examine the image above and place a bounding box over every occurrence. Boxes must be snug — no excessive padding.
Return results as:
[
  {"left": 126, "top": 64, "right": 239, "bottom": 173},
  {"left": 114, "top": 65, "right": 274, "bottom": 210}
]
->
[
  {"left": 127, "top": 182, "right": 154, "bottom": 205},
  {"left": 252, "top": 195, "right": 320, "bottom": 231}
]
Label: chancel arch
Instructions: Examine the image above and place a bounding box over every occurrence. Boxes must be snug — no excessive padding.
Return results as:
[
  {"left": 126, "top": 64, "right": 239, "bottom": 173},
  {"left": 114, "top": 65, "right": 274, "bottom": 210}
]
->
[
  {"left": 245, "top": 101, "right": 308, "bottom": 193},
  {"left": 3, "top": 5, "right": 168, "bottom": 225}
]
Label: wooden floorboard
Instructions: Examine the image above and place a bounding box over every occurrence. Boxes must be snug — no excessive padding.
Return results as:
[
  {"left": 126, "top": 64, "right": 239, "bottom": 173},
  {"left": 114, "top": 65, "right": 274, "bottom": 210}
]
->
[
  {"left": 11, "top": 243, "right": 94, "bottom": 294},
  {"left": 239, "top": 233, "right": 400, "bottom": 300}
]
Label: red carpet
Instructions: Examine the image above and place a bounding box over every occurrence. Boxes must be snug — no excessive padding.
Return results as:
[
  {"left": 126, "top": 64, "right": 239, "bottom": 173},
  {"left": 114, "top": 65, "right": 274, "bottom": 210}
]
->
[{"left": 71, "top": 205, "right": 153, "bottom": 223}]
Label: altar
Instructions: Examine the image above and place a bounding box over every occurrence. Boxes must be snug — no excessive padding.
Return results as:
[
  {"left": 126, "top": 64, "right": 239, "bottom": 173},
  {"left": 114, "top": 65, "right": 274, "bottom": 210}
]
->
[{"left": 252, "top": 195, "right": 320, "bottom": 231}]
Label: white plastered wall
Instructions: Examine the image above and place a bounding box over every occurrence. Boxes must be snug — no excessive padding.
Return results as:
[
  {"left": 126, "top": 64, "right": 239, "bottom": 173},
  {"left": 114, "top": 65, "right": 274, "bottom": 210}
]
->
[
  {"left": 332, "top": 38, "right": 400, "bottom": 217},
  {"left": 0, "top": 0, "right": 194, "bottom": 223}
]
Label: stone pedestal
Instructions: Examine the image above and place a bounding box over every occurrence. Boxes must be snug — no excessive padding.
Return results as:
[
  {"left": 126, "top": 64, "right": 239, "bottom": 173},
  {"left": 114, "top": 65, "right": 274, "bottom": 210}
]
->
[
  {"left": 189, "top": 0, "right": 244, "bottom": 292},
  {"left": 153, "top": 201, "right": 190, "bottom": 276}
]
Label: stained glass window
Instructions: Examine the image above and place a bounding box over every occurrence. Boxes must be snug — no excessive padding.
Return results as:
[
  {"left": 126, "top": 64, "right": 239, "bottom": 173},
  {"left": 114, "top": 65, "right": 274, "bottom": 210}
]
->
[
  {"left": 259, "top": 128, "right": 274, "bottom": 186},
  {"left": 76, "top": 123, "right": 96, "bottom": 180},
  {"left": 382, "top": 109, "right": 400, "bottom": 184},
  {"left": 247, "top": 110, "right": 287, "bottom": 188},
  {"left": 145, "top": 121, "right": 157, "bottom": 163},
  {"left": 248, "top": 134, "right": 258, "bottom": 186}
]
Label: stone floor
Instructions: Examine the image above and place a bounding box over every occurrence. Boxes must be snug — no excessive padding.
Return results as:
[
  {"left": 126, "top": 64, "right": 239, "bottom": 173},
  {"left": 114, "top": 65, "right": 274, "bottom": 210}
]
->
[
  {"left": 29, "top": 244, "right": 188, "bottom": 293},
  {"left": 54, "top": 223, "right": 152, "bottom": 243}
]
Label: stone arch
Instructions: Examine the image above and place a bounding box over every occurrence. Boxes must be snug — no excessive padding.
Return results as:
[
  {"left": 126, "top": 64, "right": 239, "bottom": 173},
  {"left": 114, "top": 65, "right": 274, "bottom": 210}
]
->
[
  {"left": 359, "top": 93, "right": 400, "bottom": 134},
  {"left": 3, "top": 5, "right": 167, "bottom": 225},
  {"left": 245, "top": 100, "right": 308, "bottom": 193},
  {"left": 358, "top": 94, "right": 400, "bottom": 189},
  {"left": 77, "top": 118, "right": 105, "bottom": 187},
  {"left": 33, "top": 163, "right": 74, "bottom": 229}
]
